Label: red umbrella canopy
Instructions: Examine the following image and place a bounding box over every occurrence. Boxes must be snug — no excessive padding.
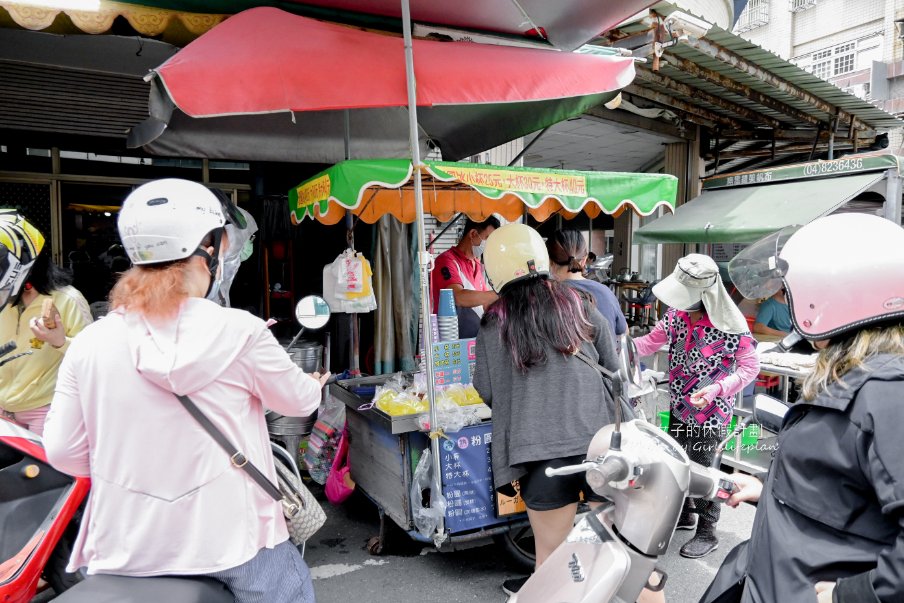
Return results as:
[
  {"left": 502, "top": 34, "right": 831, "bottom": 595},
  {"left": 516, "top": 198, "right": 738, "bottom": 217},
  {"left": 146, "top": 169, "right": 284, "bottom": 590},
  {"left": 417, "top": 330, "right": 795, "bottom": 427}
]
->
[
  {"left": 289, "top": 0, "right": 658, "bottom": 51},
  {"left": 129, "top": 7, "right": 636, "bottom": 163}
]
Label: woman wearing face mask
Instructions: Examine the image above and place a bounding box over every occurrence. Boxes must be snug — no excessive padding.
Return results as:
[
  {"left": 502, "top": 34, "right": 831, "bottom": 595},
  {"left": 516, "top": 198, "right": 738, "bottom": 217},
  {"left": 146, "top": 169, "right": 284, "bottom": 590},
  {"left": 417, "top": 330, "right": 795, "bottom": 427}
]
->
[
  {"left": 633, "top": 254, "right": 759, "bottom": 560},
  {"left": 43, "top": 179, "right": 328, "bottom": 602}
]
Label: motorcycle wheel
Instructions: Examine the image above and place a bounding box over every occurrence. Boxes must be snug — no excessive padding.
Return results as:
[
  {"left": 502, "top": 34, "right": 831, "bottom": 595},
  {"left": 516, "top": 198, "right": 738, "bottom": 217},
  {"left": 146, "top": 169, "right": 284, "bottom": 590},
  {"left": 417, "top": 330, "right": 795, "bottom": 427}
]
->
[
  {"left": 44, "top": 525, "right": 84, "bottom": 594},
  {"left": 493, "top": 526, "right": 535, "bottom": 573}
]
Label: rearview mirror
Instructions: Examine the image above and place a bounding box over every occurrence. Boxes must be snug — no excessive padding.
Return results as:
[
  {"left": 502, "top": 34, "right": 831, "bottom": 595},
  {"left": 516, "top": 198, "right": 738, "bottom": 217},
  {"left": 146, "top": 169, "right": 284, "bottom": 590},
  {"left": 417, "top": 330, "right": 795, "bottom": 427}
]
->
[
  {"left": 618, "top": 334, "right": 644, "bottom": 393},
  {"left": 752, "top": 393, "right": 789, "bottom": 433},
  {"left": 295, "top": 295, "right": 331, "bottom": 330}
]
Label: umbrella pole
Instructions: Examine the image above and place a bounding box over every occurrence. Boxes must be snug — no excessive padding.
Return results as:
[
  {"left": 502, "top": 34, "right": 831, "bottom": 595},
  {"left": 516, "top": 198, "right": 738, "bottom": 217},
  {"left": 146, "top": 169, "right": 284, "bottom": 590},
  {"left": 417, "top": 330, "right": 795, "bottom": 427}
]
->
[{"left": 401, "top": 0, "right": 446, "bottom": 545}]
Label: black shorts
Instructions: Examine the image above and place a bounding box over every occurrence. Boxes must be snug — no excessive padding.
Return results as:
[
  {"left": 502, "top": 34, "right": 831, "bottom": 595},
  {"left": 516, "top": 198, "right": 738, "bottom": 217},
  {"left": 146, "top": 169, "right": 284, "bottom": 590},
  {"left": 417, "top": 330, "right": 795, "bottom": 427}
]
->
[{"left": 516, "top": 455, "right": 606, "bottom": 511}]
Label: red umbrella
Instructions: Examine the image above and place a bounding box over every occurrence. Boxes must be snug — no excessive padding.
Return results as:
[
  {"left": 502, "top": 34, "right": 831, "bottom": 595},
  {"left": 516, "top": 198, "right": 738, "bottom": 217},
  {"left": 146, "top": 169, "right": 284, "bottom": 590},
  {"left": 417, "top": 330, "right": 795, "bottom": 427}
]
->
[
  {"left": 128, "top": 7, "right": 636, "bottom": 162},
  {"left": 292, "top": 0, "right": 658, "bottom": 51}
]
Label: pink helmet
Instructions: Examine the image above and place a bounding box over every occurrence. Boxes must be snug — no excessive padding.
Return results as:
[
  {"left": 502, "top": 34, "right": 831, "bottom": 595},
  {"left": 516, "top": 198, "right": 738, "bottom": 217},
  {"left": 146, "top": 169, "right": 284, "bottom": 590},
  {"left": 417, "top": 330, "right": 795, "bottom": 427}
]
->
[{"left": 730, "top": 213, "right": 904, "bottom": 340}]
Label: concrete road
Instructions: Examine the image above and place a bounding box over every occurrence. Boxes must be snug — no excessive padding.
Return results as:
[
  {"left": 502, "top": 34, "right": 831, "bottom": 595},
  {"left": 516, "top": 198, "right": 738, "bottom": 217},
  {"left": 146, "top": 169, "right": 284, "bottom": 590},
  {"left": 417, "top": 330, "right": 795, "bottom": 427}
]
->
[
  {"left": 304, "top": 484, "right": 755, "bottom": 603},
  {"left": 35, "top": 484, "right": 755, "bottom": 603}
]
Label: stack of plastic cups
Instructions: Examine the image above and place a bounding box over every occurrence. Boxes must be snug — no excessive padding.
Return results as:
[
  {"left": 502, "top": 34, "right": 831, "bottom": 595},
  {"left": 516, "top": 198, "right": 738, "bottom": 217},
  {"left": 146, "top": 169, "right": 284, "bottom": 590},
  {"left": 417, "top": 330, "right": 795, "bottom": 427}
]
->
[{"left": 436, "top": 289, "right": 459, "bottom": 342}]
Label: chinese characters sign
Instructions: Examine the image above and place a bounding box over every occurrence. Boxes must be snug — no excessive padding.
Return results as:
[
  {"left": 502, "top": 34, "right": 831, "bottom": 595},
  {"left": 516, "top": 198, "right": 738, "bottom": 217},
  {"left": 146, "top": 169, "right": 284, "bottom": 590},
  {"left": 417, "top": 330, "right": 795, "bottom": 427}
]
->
[
  {"left": 439, "top": 165, "right": 588, "bottom": 197},
  {"left": 432, "top": 338, "right": 476, "bottom": 386}
]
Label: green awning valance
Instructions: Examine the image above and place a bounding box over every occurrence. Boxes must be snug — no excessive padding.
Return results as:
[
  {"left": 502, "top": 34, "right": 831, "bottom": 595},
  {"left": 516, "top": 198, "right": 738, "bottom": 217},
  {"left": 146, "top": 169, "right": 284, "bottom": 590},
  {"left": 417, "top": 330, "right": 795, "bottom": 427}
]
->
[{"left": 634, "top": 172, "right": 885, "bottom": 244}]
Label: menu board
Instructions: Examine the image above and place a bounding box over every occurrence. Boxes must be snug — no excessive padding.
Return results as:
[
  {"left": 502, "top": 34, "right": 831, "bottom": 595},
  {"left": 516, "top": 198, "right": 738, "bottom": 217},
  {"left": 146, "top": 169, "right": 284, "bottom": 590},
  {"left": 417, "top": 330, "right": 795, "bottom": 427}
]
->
[{"left": 431, "top": 338, "right": 476, "bottom": 386}]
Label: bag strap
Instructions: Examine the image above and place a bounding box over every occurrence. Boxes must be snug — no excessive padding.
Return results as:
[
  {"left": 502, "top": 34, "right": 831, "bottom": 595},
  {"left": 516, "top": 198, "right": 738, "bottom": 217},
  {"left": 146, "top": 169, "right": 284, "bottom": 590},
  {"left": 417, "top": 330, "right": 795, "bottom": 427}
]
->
[
  {"left": 573, "top": 350, "right": 635, "bottom": 420},
  {"left": 174, "top": 393, "right": 282, "bottom": 502},
  {"left": 573, "top": 350, "right": 615, "bottom": 398}
]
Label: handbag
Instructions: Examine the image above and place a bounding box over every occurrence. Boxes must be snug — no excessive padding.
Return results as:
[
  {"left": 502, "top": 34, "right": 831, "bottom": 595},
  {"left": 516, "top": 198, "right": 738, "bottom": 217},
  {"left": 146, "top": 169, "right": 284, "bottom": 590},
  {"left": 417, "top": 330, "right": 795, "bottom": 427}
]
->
[
  {"left": 174, "top": 394, "right": 326, "bottom": 545},
  {"left": 573, "top": 350, "right": 637, "bottom": 421},
  {"left": 324, "top": 427, "right": 355, "bottom": 505}
]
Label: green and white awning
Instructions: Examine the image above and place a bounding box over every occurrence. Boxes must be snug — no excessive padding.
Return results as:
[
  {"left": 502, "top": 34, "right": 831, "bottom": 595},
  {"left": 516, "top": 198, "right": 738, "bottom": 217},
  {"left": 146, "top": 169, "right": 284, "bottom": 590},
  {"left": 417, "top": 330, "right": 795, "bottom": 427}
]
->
[{"left": 289, "top": 159, "right": 678, "bottom": 225}]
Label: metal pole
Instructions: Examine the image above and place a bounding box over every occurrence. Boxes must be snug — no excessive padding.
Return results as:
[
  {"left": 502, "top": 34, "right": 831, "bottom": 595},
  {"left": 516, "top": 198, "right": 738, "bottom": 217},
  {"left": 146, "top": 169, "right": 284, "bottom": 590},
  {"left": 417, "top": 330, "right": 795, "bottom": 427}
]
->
[
  {"left": 401, "top": 0, "right": 445, "bottom": 545},
  {"left": 508, "top": 126, "right": 550, "bottom": 167},
  {"left": 828, "top": 117, "right": 836, "bottom": 160}
]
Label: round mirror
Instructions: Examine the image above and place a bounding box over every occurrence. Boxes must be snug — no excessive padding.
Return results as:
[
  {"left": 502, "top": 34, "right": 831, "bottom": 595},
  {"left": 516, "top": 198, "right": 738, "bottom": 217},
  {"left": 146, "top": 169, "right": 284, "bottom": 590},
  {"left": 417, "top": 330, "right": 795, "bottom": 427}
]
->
[
  {"left": 617, "top": 334, "right": 644, "bottom": 392},
  {"left": 295, "top": 295, "right": 331, "bottom": 330}
]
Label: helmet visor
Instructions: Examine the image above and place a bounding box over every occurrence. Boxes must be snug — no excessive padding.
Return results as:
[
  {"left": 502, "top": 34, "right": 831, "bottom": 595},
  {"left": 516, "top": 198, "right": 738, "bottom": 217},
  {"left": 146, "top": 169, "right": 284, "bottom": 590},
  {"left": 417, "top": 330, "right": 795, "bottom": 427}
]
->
[
  {"left": 0, "top": 247, "right": 31, "bottom": 310},
  {"left": 207, "top": 188, "right": 247, "bottom": 230},
  {"left": 728, "top": 225, "right": 799, "bottom": 300}
]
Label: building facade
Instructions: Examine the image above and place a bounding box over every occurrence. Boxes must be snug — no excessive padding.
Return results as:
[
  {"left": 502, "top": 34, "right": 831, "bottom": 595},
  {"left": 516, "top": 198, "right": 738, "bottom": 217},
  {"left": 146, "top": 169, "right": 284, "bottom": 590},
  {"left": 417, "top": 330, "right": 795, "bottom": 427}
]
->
[{"left": 735, "top": 0, "right": 904, "bottom": 146}]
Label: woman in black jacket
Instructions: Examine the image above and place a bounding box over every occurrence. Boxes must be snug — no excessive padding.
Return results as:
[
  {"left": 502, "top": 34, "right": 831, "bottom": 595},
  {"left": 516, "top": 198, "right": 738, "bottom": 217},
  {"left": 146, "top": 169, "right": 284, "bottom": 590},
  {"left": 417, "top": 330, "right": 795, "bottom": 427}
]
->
[{"left": 702, "top": 213, "right": 904, "bottom": 603}]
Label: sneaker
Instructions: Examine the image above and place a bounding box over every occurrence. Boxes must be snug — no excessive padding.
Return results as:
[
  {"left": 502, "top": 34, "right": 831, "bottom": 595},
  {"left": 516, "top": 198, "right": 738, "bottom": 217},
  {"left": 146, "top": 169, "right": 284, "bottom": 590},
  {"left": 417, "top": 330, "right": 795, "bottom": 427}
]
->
[
  {"left": 502, "top": 576, "right": 529, "bottom": 596},
  {"left": 679, "top": 532, "right": 719, "bottom": 559},
  {"left": 676, "top": 514, "right": 697, "bottom": 531}
]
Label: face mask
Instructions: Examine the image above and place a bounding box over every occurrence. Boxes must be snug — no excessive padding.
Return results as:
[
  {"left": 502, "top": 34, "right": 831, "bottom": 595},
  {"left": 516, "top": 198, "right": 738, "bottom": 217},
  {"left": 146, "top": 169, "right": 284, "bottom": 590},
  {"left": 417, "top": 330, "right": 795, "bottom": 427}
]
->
[
  {"left": 684, "top": 300, "right": 704, "bottom": 312},
  {"left": 472, "top": 237, "right": 487, "bottom": 258},
  {"left": 239, "top": 239, "right": 254, "bottom": 262}
]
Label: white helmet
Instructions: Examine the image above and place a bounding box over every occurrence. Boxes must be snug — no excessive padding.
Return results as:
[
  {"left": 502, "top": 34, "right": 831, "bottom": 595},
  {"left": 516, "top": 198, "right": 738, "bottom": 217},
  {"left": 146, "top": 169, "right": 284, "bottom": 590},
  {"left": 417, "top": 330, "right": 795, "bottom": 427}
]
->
[
  {"left": 730, "top": 213, "right": 904, "bottom": 340},
  {"left": 483, "top": 223, "right": 549, "bottom": 293},
  {"left": 118, "top": 179, "right": 245, "bottom": 266}
]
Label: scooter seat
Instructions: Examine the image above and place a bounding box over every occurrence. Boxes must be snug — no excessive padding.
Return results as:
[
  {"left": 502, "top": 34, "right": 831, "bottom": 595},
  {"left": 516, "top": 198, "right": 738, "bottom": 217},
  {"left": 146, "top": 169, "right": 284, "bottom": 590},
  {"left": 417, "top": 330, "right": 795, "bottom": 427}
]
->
[{"left": 54, "top": 574, "right": 232, "bottom": 603}]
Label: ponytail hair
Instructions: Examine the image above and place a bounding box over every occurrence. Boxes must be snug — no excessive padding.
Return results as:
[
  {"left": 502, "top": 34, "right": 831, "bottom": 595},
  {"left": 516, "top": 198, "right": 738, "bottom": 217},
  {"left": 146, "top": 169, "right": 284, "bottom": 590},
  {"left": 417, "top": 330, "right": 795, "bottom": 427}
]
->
[{"left": 547, "top": 229, "right": 588, "bottom": 274}]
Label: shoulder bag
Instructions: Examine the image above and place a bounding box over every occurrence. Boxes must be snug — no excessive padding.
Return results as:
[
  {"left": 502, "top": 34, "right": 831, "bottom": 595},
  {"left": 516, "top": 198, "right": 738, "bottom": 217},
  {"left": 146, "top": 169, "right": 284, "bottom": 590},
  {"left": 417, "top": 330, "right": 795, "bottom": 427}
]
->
[{"left": 174, "top": 393, "right": 326, "bottom": 545}]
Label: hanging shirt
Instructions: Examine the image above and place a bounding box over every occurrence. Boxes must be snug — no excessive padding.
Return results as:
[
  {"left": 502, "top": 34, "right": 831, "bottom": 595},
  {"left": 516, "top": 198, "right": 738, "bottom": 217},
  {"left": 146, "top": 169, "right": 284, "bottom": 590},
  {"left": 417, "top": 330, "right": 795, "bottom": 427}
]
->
[{"left": 634, "top": 308, "right": 759, "bottom": 428}]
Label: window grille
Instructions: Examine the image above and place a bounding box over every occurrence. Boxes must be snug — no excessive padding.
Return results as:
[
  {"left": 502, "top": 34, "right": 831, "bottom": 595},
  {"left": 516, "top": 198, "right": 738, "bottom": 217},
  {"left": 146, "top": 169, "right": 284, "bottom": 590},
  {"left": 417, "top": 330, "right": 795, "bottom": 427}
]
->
[
  {"left": 736, "top": 0, "right": 770, "bottom": 33},
  {"left": 790, "top": 0, "right": 817, "bottom": 12}
]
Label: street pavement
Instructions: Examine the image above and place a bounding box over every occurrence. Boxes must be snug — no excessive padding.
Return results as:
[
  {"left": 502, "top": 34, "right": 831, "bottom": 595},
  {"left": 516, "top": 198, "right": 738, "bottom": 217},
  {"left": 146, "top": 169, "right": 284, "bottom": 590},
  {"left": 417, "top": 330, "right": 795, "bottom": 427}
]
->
[
  {"left": 302, "top": 484, "right": 755, "bottom": 603},
  {"left": 35, "top": 483, "right": 755, "bottom": 603}
]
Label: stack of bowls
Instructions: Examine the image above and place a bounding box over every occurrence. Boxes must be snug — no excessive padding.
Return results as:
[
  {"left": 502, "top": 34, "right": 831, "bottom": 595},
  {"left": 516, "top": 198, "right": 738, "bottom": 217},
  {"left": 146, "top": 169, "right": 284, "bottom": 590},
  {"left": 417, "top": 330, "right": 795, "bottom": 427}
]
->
[{"left": 436, "top": 289, "right": 459, "bottom": 342}]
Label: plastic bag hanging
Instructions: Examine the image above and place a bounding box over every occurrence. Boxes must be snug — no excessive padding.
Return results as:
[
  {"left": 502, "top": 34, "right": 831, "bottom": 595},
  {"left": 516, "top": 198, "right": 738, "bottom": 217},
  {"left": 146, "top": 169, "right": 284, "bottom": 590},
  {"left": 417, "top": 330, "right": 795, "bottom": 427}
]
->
[
  {"left": 322, "top": 248, "right": 377, "bottom": 313},
  {"left": 410, "top": 448, "right": 447, "bottom": 540}
]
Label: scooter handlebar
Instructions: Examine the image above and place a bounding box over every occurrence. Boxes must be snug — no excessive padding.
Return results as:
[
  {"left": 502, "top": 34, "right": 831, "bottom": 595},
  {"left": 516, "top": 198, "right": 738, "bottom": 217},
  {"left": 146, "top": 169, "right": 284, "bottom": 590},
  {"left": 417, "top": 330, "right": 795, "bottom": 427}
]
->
[
  {"left": 545, "top": 461, "right": 597, "bottom": 477},
  {"left": 545, "top": 456, "right": 630, "bottom": 484}
]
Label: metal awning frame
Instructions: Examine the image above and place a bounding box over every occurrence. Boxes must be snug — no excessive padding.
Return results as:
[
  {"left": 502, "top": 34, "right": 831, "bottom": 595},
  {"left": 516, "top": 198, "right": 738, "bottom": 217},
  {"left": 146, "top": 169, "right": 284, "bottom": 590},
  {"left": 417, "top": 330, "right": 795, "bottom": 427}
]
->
[{"left": 598, "top": 4, "right": 903, "bottom": 170}]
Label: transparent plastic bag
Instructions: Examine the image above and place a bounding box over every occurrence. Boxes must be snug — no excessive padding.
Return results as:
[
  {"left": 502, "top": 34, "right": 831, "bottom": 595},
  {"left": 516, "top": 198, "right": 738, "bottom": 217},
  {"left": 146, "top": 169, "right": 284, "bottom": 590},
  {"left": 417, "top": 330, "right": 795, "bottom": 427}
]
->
[
  {"left": 416, "top": 390, "right": 482, "bottom": 434},
  {"left": 302, "top": 398, "right": 346, "bottom": 484},
  {"left": 410, "top": 449, "right": 447, "bottom": 540}
]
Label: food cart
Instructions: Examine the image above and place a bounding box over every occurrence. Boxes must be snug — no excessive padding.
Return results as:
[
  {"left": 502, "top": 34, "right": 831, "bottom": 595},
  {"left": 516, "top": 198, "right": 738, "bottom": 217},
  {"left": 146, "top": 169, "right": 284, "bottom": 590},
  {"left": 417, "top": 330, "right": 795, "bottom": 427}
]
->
[{"left": 289, "top": 158, "right": 678, "bottom": 562}]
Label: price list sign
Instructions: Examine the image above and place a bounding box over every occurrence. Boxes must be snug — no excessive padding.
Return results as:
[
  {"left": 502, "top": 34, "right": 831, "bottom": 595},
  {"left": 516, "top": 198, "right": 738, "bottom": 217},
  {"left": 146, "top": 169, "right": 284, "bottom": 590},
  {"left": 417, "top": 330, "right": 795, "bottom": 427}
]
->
[{"left": 431, "top": 338, "right": 476, "bottom": 386}]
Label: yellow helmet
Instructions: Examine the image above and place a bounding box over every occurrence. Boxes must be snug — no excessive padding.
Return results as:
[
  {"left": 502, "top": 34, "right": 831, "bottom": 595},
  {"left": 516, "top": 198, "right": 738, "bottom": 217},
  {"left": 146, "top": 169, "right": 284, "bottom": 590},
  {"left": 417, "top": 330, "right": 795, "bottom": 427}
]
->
[
  {"left": 0, "top": 210, "right": 45, "bottom": 309},
  {"left": 483, "top": 223, "right": 549, "bottom": 293}
]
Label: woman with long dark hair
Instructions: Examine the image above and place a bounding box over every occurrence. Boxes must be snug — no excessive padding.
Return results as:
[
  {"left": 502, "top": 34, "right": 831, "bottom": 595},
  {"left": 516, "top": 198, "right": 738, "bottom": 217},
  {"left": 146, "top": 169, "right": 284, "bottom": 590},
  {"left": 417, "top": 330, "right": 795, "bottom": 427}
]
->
[
  {"left": 547, "top": 229, "right": 626, "bottom": 344},
  {"left": 472, "top": 223, "right": 620, "bottom": 597}
]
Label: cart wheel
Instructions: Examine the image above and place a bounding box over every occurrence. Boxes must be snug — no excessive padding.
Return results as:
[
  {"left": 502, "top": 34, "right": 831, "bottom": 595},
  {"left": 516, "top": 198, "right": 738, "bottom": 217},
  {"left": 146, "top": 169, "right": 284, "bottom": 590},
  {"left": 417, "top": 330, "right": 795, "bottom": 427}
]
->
[
  {"left": 366, "top": 536, "right": 384, "bottom": 555},
  {"left": 493, "top": 526, "right": 535, "bottom": 573}
]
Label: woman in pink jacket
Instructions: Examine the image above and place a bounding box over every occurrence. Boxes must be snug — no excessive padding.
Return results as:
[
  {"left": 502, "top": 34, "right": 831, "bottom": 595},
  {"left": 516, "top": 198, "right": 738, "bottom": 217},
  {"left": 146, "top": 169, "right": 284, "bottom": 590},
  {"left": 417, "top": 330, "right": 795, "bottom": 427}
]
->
[
  {"left": 633, "top": 254, "right": 759, "bottom": 561},
  {"left": 43, "top": 179, "right": 327, "bottom": 603}
]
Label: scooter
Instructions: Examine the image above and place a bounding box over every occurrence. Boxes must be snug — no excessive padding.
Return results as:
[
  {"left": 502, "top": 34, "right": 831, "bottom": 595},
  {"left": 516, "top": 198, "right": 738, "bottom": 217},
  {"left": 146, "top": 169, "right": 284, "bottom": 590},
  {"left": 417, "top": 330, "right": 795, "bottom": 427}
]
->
[
  {"left": 512, "top": 337, "right": 759, "bottom": 603},
  {"left": 0, "top": 342, "right": 90, "bottom": 603}
]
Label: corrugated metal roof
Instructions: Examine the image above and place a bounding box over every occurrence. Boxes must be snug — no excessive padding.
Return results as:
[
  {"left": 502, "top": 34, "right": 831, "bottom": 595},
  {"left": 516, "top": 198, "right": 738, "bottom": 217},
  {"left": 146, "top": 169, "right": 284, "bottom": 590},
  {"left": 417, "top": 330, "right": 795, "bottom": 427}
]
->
[
  {"left": 699, "top": 27, "right": 902, "bottom": 129},
  {"left": 628, "top": 3, "right": 903, "bottom": 133}
]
